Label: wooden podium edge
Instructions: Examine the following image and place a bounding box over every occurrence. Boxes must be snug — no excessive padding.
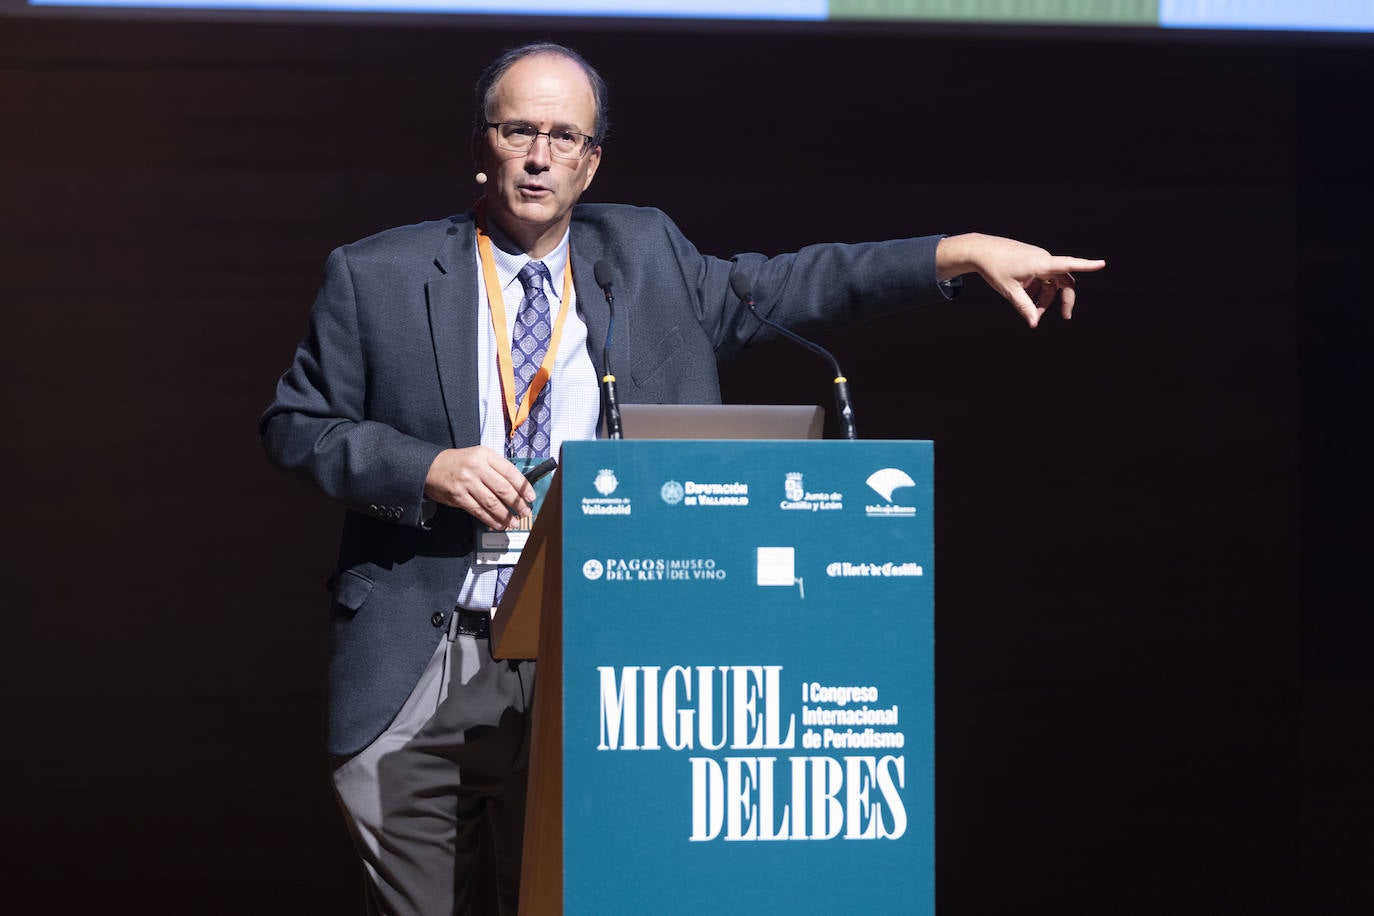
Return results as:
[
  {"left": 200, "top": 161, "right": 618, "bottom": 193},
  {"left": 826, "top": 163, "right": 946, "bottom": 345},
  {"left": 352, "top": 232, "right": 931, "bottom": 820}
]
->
[
  {"left": 491, "top": 470, "right": 562, "bottom": 660},
  {"left": 493, "top": 471, "right": 564, "bottom": 914}
]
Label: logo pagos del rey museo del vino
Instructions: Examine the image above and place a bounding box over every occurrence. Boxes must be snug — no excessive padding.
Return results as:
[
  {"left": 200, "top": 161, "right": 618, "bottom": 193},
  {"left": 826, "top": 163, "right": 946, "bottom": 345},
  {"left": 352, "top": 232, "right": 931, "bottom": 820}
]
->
[{"left": 582, "top": 556, "right": 726, "bottom": 582}]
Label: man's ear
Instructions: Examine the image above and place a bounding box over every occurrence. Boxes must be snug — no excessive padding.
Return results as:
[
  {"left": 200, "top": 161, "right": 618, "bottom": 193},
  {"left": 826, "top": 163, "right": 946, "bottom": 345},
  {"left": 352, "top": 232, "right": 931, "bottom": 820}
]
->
[{"left": 580, "top": 146, "right": 602, "bottom": 193}]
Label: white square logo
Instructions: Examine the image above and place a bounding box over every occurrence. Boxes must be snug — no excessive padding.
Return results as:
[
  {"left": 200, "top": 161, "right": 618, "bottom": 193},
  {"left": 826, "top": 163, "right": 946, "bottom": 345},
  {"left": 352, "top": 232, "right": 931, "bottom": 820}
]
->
[{"left": 756, "top": 547, "right": 796, "bottom": 587}]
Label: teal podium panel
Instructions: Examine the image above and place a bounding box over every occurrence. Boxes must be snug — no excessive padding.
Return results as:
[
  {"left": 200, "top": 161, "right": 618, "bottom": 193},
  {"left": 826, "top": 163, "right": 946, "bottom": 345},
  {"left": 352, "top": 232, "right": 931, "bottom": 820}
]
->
[{"left": 559, "top": 439, "right": 934, "bottom": 914}]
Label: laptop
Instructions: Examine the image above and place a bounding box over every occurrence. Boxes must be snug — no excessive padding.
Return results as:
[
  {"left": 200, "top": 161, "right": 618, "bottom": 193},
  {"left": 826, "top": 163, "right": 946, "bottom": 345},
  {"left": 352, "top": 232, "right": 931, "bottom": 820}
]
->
[{"left": 617, "top": 404, "right": 824, "bottom": 440}]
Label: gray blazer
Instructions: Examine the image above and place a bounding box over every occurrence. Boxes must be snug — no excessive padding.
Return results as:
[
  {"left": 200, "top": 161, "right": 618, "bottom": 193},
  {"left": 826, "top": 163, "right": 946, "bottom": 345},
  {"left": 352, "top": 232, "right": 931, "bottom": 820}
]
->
[{"left": 261, "top": 203, "right": 948, "bottom": 756}]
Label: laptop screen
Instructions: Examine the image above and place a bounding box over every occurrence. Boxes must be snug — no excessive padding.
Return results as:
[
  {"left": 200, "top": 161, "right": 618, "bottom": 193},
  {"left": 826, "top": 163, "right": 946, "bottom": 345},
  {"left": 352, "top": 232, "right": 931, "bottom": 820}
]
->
[{"left": 617, "top": 404, "right": 824, "bottom": 440}]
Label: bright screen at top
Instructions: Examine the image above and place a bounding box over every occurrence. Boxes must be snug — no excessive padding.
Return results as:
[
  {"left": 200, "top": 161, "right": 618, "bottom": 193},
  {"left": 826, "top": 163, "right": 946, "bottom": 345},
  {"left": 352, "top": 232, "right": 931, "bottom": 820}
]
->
[{"left": 22, "top": 0, "right": 1374, "bottom": 33}]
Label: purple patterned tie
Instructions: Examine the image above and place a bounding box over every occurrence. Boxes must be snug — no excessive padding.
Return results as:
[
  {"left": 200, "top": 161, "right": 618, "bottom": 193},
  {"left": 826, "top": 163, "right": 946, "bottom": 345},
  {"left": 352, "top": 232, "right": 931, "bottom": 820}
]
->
[
  {"left": 495, "top": 260, "right": 553, "bottom": 606},
  {"left": 508, "top": 260, "right": 553, "bottom": 459}
]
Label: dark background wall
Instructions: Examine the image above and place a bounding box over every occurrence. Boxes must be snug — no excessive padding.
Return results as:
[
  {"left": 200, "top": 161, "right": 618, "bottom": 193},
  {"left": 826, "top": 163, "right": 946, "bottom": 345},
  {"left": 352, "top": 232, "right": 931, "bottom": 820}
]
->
[{"left": 2, "top": 11, "right": 1370, "bottom": 914}]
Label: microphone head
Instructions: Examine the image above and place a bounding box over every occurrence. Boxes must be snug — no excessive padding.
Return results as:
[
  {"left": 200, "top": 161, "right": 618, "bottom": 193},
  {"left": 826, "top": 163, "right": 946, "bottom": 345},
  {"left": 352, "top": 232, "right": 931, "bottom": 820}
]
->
[
  {"left": 729, "top": 272, "right": 753, "bottom": 302},
  {"left": 593, "top": 259, "right": 614, "bottom": 291}
]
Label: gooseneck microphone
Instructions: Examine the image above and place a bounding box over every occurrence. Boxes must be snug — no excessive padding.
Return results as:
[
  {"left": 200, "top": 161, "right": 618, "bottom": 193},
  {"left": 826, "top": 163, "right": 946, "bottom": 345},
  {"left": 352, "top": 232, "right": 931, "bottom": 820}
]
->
[
  {"left": 729, "top": 273, "right": 858, "bottom": 440},
  {"left": 592, "top": 260, "right": 624, "bottom": 440}
]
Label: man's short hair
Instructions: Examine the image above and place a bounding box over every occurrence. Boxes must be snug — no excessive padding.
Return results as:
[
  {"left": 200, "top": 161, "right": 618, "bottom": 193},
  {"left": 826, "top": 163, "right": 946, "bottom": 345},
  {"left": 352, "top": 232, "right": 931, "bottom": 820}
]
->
[{"left": 473, "top": 42, "right": 609, "bottom": 146}]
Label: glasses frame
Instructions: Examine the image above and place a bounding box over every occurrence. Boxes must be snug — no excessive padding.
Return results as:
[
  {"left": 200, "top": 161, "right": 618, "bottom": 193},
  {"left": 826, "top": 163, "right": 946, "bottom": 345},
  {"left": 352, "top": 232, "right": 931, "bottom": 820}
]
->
[{"left": 482, "top": 121, "right": 596, "bottom": 161}]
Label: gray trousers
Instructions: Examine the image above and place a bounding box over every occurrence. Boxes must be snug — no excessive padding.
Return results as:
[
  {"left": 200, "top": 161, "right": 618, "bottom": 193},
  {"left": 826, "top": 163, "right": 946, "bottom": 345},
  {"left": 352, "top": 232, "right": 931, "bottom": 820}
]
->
[{"left": 332, "top": 623, "right": 534, "bottom": 916}]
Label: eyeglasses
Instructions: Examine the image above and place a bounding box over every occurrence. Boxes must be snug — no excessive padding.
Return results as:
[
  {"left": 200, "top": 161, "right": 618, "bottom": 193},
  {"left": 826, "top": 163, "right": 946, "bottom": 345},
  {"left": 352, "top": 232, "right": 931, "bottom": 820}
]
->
[{"left": 483, "top": 121, "right": 595, "bottom": 160}]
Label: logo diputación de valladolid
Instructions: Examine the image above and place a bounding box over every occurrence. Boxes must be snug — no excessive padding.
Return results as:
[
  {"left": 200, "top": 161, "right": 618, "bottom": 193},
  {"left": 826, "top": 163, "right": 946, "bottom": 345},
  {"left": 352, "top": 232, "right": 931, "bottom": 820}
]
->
[
  {"left": 660, "top": 478, "right": 748, "bottom": 507},
  {"left": 865, "top": 468, "right": 917, "bottom": 518}
]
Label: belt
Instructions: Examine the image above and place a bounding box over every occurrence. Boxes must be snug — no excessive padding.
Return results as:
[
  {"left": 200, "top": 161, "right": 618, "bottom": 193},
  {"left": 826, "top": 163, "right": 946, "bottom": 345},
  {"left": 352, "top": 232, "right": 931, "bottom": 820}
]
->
[{"left": 451, "top": 607, "right": 491, "bottom": 639}]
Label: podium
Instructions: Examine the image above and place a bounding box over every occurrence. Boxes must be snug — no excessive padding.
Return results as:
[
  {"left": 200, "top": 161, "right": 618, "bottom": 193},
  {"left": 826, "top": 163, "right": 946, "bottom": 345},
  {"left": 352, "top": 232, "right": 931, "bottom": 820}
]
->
[{"left": 494, "top": 439, "right": 934, "bottom": 914}]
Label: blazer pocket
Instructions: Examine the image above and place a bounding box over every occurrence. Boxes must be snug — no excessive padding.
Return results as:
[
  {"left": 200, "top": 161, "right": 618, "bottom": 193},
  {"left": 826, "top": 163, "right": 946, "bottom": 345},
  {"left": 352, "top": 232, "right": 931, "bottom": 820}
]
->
[
  {"left": 331, "top": 568, "right": 375, "bottom": 615},
  {"left": 629, "top": 325, "right": 685, "bottom": 388}
]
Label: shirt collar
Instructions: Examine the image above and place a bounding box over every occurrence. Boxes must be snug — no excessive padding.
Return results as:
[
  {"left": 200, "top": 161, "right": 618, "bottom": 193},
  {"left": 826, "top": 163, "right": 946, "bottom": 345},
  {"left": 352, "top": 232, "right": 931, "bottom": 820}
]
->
[{"left": 486, "top": 223, "right": 571, "bottom": 305}]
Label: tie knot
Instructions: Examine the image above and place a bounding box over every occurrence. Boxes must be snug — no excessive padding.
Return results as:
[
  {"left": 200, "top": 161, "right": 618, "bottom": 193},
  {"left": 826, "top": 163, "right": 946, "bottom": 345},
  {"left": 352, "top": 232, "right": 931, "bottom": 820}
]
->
[{"left": 517, "top": 260, "right": 549, "bottom": 295}]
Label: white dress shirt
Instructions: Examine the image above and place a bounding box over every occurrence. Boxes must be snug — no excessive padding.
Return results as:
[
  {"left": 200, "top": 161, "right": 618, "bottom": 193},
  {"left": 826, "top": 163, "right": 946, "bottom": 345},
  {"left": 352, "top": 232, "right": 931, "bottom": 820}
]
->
[{"left": 454, "top": 225, "right": 600, "bottom": 610}]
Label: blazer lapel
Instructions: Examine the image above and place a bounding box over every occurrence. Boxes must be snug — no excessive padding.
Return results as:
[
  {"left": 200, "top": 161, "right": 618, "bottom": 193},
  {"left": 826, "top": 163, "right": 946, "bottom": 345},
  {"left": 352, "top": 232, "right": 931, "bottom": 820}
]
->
[
  {"left": 571, "top": 248, "right": 607, "bottom": 381},
  {"left": 426, "top": 214, "right": 620, "bottom": 448},
  {"left": 426, "top": 216, "right": 481, "bottom": 449},
  {"left": 571, "top": 222, "right": 630, "bottom": 387}
]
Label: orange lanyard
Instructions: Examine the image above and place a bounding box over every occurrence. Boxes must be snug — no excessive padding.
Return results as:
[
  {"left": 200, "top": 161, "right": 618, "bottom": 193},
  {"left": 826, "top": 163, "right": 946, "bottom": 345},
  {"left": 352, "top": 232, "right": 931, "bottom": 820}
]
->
[{"left": 475, "top": 215, "right": 573, "bottom": 439}]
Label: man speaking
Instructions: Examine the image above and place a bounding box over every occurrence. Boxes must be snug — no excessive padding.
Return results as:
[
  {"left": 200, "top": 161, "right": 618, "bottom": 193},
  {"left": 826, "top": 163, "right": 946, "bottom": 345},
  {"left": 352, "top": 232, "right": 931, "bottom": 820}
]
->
[{"left": 261, "top": 40, "right": 1104, "bottom": 916}]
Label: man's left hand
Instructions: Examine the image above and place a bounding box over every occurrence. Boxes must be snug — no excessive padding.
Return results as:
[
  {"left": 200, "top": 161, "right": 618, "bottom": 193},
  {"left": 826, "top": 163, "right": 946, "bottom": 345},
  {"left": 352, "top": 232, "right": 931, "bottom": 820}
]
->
[{"left": 936, "top": 232, "right": 1107, "bottom": 328}]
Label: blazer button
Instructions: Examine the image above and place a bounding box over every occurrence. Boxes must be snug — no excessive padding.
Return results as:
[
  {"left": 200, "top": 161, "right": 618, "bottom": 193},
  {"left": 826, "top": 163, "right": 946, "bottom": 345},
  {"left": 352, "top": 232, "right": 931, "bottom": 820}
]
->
[{"left": 430, "top": 611, "right": 445, "bottom": 628}]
